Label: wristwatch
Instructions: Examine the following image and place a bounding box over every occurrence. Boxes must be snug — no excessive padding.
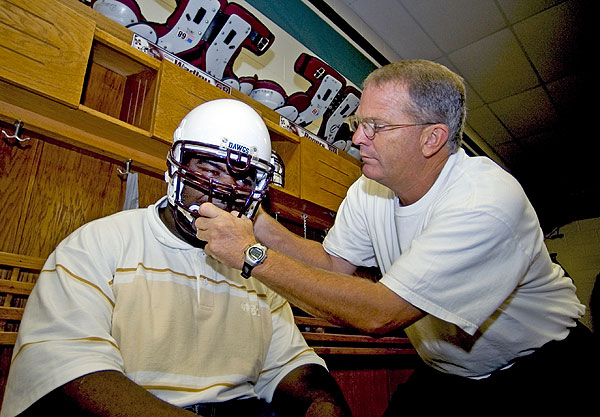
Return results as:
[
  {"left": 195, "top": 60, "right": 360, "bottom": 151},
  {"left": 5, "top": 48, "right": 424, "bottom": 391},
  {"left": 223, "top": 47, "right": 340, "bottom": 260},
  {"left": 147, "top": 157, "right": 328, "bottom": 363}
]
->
[{"left": 241, "top": 243, "right": 268, "bottom": 278}]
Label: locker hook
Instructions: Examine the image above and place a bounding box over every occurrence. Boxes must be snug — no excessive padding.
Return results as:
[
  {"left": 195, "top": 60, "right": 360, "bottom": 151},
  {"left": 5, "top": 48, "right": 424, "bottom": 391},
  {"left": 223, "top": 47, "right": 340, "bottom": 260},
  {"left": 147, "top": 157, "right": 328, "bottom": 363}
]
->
[
  {"left": 2, "top": 120, "right": 30, "bottom": 145},
  {"left": 117, "top": 159, "right": 133, "bottom": 180}
]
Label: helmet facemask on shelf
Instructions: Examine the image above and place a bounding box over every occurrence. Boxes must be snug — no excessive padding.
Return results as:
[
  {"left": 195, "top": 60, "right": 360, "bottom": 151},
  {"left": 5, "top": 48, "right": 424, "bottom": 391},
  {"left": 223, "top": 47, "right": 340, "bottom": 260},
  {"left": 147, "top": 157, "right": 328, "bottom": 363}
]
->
[{"left": 165, "top": 99, "right": 274, "bottom": 240}]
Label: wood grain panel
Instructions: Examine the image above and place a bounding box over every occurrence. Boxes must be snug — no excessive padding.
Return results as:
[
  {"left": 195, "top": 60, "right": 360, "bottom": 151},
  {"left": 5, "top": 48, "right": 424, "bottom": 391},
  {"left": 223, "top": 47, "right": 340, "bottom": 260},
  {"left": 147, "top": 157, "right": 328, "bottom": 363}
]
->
[
  {"left": 136, "top": 172, "right": 167, "bottom": 208},
  {"left": 55, "top": 0, "right": 133, "bottom": 44},
  {"left": 18, "top": 141, "right": 123, "bottom": 258},
  {"left": 0, "top": 128, "right": 41, "bottom": 254},
  {"left": 82, "top": 62, "right": 127, "bottom": 120},
  {"left": 300, "top": 138, "right": 361, "bottom": 211},
  {"left": 328, "top": 356, "right": 416, "bottom": 417},
  {"left": 0, "top": 0, "right": 96, "bottom": 107},
  {"left": 271, "top": 140, "right": 301, "bottom": 198},
  {"left": 0, "top": 346, "right": 12, "bottom": 408}
]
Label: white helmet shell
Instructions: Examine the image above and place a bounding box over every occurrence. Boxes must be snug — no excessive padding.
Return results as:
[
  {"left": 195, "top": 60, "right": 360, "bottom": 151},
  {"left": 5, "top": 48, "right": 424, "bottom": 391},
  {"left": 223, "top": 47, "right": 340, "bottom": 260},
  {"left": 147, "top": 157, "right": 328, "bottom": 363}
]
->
[
  {"left": 92, "top": 0, "right": 140, "bottom": 26},
  {"left": 172, "top": 99, "right": 272, "bottom": 164}
]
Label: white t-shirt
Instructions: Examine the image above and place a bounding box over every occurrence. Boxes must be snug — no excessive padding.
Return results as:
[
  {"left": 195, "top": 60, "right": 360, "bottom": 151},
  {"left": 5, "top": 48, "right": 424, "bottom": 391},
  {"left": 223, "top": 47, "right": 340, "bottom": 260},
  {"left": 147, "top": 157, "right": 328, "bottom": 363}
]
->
[
  {"left": 323, "top": 149, "right": 584, "bottom": 377},
  {"left": 1, "top": 197, "right": 325, "bottom": 417}
]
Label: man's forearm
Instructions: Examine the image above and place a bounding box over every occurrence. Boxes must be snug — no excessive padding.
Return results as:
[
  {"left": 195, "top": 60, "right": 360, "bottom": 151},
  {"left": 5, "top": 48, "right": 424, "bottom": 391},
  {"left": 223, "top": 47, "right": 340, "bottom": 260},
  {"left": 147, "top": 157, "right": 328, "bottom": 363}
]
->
[
  {"left": 253, "top": 250, "right": 423, "bottom": 334},
  {"left": 195, "top": 203, "right": 422, "bottom": 333},
  {"left": 254, "top": 209, "right": 354, "bottom": 273},
  {"left": 253, "top": 210, "right": 324, "bottom": 266}
]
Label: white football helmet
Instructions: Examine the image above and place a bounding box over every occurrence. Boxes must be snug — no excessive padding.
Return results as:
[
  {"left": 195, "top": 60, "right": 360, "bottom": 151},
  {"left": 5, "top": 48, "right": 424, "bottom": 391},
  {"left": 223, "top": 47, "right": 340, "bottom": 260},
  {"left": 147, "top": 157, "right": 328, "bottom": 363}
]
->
[
  {"left": 166, "top": 99, "right": 274, "bottom": 238},
  {"left": 92, "top": 0, "right": 142, "bottom": 26}
]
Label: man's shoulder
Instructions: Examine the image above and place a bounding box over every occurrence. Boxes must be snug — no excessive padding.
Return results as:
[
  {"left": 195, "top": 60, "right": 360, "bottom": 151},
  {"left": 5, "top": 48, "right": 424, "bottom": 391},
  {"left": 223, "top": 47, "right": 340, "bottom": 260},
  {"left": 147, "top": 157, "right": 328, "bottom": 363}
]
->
[
  {"left": 351, "top": 175, "right": 395, "bottom": 201},
  {"left": 444, "top": 154, "right": 534, "bottom": 226}
]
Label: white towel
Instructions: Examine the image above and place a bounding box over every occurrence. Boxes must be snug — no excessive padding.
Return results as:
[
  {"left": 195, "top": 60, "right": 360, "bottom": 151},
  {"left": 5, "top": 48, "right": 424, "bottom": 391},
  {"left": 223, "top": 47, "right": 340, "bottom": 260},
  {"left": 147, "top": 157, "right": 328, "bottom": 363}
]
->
[{"left": 122, "top": 172, "right": 139, "bottom": 210}]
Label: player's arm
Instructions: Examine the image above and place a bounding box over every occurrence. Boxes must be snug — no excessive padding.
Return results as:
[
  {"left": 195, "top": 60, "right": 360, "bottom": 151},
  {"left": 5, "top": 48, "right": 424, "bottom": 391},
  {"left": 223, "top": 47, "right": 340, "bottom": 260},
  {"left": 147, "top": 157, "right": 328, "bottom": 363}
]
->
[
  {"left": 270, "top": 365, "right": 352, "bottom": 417},
  {"left": 18, "top": 370, "right": 196, "bottom": 417}
]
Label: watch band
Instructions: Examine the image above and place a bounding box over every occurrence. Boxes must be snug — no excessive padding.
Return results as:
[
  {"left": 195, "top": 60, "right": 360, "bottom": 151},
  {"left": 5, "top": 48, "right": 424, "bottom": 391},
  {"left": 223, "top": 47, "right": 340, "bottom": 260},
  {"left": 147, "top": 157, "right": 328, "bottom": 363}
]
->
[{"left": 241, "top": 262, "right": 254, "bottom": 279}]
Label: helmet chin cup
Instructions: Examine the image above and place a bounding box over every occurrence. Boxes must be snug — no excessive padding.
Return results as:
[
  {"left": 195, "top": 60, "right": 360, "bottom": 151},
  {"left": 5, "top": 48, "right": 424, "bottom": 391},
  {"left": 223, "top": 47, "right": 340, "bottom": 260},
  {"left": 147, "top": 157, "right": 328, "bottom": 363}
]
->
[{"left": 171, "top": 203, "right": 200, "bottom": 243}]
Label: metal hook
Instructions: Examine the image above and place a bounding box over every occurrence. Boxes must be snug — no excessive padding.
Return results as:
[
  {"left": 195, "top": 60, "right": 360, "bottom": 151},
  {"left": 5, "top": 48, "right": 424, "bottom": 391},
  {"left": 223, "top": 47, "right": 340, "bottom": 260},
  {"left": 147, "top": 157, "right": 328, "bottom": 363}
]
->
[
  {"left": 117, "top": 159, "right": 132, "bottom": 180},
  {"left": 2, "top": 120, "right": 30, "bottom": 145}
]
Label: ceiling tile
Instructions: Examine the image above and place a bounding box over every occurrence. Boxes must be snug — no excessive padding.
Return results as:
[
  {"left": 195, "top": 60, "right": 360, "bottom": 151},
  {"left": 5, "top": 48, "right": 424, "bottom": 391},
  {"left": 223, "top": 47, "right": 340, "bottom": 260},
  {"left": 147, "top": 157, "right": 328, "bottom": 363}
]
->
[
  {"left": 464, "top": 82, "right": 484, "bottom": 111},
  {"left": 512, "top": 0, "right": 586, "bottom": 83},
  {"left": 488, "top": 86, "right": 558, "bottom": 138},
  {"left": 545, "top": 74, "right": 584, "bottom": 115},
  {"left": 466, "top": 105, "right": 512, "bottom": 147},
  {"left": 343, "top": 0, "right": 443, "bottom": 59},
  {"left": 449, "top": 28, "right": 539, "bottom": 102},
  {"left": 518, "top": 129, "right": 556, "bottom": 150},
  {"left": 400, "top": 0, "right": 505, "bottom": 53},
  {"left": 497, "top": 0, "right": 565, "bottom": 23},
  {"left": 493, "top": 140, "right": 524, "bottom": 168},
  {"left": 326, "top": 0, "right": 403, "bottom": 62},
  {"left": 436, "top": 57, "right": 485, "bottom": 109}
]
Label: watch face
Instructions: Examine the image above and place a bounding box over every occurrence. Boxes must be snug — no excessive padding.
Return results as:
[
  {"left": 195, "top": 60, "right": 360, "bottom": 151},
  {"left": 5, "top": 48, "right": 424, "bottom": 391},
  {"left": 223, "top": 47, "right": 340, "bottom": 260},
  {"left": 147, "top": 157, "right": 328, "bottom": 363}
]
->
[{"left": 248, "top": 246, "right": 264, "bottom": 261}]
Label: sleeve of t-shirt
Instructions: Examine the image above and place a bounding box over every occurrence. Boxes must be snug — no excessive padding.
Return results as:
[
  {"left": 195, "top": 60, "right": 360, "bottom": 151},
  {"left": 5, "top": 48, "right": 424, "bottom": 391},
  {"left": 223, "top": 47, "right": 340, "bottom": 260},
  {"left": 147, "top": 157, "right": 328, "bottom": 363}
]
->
[
  {"left": 1, "top": 222, "right": 125, "bottom": 417},
  {"left": 253, "top": 296, "right": 326, "bottom": 401}
]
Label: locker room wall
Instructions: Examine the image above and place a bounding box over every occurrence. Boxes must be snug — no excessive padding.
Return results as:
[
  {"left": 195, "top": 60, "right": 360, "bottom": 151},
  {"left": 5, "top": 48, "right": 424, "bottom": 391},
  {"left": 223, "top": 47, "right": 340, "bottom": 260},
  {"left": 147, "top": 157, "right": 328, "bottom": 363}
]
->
[{"left": 0, "top": 127, "right": 166, "bottom": 260}]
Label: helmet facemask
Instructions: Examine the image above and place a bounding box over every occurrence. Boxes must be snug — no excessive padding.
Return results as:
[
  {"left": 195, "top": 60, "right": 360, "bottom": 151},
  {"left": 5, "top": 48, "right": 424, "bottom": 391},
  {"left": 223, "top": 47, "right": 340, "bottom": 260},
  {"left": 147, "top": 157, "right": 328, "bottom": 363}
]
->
[{"left": 166, "top": 140, "right": 272, "bottom": 240}]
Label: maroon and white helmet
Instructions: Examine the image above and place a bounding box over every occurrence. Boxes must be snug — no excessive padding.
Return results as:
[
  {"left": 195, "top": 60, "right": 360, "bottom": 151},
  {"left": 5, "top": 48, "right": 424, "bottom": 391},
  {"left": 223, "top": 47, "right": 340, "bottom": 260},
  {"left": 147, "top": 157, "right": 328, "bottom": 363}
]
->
[{"left": 165, "top": 99, "right": 274, "bottom": 237}]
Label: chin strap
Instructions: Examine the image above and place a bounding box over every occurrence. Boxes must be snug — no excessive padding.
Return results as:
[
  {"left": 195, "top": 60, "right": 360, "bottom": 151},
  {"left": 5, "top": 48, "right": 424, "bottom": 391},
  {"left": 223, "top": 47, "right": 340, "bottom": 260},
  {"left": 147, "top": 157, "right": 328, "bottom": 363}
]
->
[{"left": 172, "top": 205, "right": 206, "bottom": 247}]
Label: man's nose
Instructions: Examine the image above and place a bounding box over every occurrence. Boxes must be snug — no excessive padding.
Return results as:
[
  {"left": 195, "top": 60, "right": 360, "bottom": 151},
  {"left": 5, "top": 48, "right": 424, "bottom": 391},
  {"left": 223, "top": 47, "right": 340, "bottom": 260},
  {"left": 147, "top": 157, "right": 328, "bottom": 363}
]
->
[
  {"left": 217, "top": 174, "right": 237, "bottom": 186},
  {"left": 352, "top": 127, "right": 370, "bottom": 147}
]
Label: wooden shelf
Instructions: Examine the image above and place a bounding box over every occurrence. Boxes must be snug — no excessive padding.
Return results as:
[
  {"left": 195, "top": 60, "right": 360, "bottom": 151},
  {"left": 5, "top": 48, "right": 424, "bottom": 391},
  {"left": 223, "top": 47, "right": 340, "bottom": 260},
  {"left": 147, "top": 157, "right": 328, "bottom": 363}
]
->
[{"left": 0, "top": 0, "right": 361, "bottom": 211}]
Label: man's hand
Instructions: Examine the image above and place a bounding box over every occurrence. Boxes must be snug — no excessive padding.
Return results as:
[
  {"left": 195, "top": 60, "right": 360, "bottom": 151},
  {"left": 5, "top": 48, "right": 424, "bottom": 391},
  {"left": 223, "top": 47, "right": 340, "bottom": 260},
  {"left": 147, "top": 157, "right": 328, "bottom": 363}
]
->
[{"left": 195, "top": 202, "right": 257, "bottom": 269}]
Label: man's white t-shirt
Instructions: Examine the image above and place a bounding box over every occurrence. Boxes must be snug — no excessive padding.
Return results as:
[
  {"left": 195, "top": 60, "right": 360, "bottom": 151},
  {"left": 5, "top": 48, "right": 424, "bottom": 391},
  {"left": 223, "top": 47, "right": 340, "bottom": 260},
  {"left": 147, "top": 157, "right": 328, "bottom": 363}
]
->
[{"left": 323, "top": 149, "right": 584, "bottom": 377}]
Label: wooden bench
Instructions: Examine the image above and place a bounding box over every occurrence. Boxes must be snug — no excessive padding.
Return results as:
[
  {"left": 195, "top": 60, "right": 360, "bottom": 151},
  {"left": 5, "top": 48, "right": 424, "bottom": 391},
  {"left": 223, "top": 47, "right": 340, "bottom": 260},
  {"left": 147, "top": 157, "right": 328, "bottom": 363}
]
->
[{"left": 0, "top": 252, "right": 45, "bottom": 346}]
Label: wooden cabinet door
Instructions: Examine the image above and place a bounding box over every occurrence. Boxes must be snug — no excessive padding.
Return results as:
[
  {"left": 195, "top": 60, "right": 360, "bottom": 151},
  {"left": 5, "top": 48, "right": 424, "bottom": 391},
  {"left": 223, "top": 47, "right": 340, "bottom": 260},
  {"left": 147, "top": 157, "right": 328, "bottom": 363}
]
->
[
  {"left": 0, "top": 0, "right": 95, "bottom": 107},
  {"left": 300, "top": 138, "right": 361, "bottom": 212},
  {"left": 152, "top": 60, "right": 233, "bottom": 143}
]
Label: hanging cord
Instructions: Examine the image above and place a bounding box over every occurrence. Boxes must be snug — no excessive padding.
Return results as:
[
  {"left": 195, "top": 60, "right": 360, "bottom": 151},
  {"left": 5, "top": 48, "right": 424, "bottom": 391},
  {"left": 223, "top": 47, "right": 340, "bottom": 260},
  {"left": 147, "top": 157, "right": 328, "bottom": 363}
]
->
[{"left": 302, "top": 214, "right": 308, "bottom": 239}]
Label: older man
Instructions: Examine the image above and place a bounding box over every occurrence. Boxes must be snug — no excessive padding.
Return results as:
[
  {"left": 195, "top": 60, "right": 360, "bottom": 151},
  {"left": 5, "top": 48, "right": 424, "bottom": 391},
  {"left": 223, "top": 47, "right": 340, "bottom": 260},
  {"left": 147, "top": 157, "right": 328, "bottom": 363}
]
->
[{"left": 196, "top": 61, "right": 597, "bottom": 411}]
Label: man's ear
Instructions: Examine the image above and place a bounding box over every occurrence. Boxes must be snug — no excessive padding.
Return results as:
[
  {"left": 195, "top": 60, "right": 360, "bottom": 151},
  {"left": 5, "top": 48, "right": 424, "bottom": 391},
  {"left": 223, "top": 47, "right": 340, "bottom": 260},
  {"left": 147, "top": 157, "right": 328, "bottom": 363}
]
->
[{"left": 421, "top": 124, "right": 450, "bottom": 158}]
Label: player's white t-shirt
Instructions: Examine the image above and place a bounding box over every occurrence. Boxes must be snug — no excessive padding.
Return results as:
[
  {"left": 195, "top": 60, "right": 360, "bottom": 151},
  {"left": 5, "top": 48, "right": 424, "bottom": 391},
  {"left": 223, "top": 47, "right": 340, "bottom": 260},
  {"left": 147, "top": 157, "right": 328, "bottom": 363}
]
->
[{"left": 2, "top": 197, "right": 325, "bottom": 417}]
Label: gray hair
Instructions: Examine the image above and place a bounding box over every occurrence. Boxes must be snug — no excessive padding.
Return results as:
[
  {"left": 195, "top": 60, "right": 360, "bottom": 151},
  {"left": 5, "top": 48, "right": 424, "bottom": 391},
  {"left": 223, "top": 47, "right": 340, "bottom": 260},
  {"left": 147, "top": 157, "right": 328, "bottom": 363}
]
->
[{"left": 363, "top": 60, "right": 466, "bottom": 153}]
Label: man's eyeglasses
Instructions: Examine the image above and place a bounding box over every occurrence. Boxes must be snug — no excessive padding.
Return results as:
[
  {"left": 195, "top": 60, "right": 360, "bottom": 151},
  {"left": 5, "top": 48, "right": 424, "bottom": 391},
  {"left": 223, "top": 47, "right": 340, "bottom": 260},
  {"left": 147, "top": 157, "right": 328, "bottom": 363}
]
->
[{"left": 347, "top": 115, "right": 437, "bottom": 140}]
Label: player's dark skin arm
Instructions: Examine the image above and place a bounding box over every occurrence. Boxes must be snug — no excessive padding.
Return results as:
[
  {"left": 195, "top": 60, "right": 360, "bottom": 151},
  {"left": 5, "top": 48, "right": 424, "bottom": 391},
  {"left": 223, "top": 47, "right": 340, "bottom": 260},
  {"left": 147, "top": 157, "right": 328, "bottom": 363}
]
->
[
  {"left": 270, "top": 364, "right": 353, "bottom": 417},
  {"left": 17, "top": 370, "right": 196, "bottom": 417},
  {"left": 18, "top": 365, "right": 351, "bottom": 417}
]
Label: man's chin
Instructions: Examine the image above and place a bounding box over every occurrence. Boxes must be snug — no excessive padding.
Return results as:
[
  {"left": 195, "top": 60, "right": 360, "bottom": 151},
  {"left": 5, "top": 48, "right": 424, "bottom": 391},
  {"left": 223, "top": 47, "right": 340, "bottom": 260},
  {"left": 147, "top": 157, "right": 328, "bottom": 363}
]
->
[{"left": 361, "top": 164, "right": 383, "bottom": 181}]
